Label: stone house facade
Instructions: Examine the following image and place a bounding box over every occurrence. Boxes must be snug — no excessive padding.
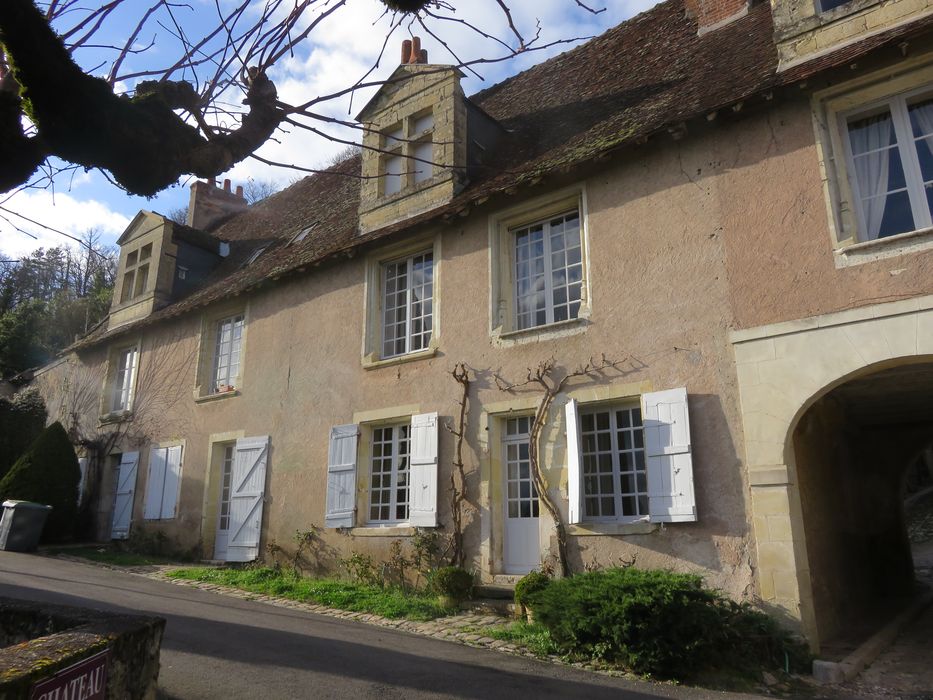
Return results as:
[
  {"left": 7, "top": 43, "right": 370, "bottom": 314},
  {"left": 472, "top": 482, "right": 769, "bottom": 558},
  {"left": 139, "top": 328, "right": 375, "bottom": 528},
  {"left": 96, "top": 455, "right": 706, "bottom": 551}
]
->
[{"left": 35, "top": 0, "right": 933, "bottom": 651}]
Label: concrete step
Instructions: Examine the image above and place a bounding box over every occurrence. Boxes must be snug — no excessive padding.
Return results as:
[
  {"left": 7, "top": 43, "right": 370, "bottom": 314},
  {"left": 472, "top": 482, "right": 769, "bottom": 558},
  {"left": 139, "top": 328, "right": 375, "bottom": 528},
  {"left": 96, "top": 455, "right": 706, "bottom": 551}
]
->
[
  {"left": 474, "top": 583, "right": 515, "bottom": 600},
  {"left": 463, "top": 597, "right": 516, "bottom": 616}
]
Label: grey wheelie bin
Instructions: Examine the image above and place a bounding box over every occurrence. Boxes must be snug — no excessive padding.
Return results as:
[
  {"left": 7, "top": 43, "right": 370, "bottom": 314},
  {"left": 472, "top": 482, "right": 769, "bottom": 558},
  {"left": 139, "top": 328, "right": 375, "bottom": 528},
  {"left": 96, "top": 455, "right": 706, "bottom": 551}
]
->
[{"left": 0, "top": 500, "right": 52, "bottom": 552}]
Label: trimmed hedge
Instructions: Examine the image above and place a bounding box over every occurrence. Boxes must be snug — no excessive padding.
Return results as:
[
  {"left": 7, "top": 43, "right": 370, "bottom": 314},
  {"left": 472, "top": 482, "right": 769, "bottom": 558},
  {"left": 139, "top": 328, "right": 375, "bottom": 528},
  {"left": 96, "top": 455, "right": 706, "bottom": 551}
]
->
[
  {"left": 0, "top": 388, "right": 47, "bottom": 482},
  {"left": 514, "top": 571, "right": 550, "bottom": 609},
  {"left": 529, "top": 567, "right": 808, "bottom": 679},
  {"left": 0, "top": 422, "right": 80, "bottom": 542}
]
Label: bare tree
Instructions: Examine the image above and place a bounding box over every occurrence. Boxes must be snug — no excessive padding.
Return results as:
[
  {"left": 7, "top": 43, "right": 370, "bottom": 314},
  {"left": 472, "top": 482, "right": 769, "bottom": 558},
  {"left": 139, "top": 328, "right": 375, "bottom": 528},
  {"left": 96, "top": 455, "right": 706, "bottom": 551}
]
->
[
  {"left": 0, "top": 1, "right": 602, "bottom": 198},
  {"left": 494, "top": 355, "right": 633, "bottom": 577}
]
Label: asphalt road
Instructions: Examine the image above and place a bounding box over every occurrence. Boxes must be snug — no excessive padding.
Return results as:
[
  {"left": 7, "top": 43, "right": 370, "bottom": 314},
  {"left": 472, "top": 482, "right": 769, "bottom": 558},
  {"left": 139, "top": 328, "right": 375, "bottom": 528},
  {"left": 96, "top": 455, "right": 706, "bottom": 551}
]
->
[{"left": 0, "top": 553, "right": 765, "bottom": 700}]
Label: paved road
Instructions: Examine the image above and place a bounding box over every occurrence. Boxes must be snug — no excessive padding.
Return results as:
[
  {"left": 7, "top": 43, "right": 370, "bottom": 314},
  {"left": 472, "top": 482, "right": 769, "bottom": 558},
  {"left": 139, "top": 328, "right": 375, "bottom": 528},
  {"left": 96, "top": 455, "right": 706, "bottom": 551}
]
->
[{"left": 0, "top": 553, "right": 765, "bottom": 700}]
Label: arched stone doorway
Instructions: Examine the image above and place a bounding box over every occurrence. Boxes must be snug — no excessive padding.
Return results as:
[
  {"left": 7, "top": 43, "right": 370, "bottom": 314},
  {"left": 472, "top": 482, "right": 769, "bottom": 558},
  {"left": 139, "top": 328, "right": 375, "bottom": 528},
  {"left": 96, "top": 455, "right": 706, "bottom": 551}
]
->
[
  {"left": 791, "top": 362, "right": 933, "bottom": 648},
  {"left": 731, "top": 296, "right": 933, "bottom": 651}
]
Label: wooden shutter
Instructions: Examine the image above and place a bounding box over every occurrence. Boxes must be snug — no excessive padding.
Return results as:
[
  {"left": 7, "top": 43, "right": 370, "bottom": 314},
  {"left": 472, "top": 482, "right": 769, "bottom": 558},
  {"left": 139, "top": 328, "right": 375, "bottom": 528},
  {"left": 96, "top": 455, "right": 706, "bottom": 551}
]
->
[
  {"left": 227, "top": 436, "right": 269, "bottom": 562},
  {"left": 77, "top": 457, "right": 88, "bottom": 505},
  {"left": 144, "top": 447, "right": 167, "bottom": 520},
  {"left": 643, "top": 387, "right": 697, "bottom": 523},
  {"left": 325, "top": 424, "right": 358, "bottom": 528},
  {"left": 408, "top": 412, "right": 439, "bottom": 527},
  {"left": 565, "top": 398, "right": 582, "bottom": 524},
  {"left": 160, "top": 445, "right": 183, "bottom": 519},
  {"left": 111, "top": 451, "right": 139, "bottom": 540}
]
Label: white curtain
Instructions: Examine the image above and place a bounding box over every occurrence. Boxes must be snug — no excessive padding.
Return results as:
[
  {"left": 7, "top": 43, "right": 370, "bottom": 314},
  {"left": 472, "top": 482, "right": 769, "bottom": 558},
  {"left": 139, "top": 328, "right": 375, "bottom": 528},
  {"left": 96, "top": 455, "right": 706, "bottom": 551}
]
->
[{"left": 850, "top": 114, "right": 891, "bottom": 240}]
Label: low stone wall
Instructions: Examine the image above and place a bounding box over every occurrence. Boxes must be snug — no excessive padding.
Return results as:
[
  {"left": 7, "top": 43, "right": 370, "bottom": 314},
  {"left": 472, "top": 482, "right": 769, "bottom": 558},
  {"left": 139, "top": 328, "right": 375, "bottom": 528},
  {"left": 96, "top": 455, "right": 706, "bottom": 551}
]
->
[{"left": 0, "top": 597, "right": 165, "bottom": 699}]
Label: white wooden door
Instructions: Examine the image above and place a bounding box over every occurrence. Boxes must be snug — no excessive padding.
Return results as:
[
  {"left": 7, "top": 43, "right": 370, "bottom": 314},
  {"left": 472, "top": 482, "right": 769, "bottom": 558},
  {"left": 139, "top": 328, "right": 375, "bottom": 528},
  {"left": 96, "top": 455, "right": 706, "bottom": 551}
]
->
[
  {"left": 502, "top": 418, "right": 540, "bottom": 574},
  {"left": 226, "top": 436, "right": 269, "bottom": 562},
  {"left": 111, "top": 452, "right": 139, "bottom": 540},
  {"left": 213, "top": 444, "right": 235, "bottom": 560}
]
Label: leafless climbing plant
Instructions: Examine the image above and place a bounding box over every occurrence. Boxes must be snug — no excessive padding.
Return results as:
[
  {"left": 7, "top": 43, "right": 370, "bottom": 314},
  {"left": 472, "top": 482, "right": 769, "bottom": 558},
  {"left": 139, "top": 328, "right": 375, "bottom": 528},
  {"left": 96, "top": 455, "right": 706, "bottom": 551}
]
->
[
  {"left": 444, "top": 362, "right": 471, "bottom": 567},
  {"left": 494, "top": 354, "right": 632, "bottom": 577}
]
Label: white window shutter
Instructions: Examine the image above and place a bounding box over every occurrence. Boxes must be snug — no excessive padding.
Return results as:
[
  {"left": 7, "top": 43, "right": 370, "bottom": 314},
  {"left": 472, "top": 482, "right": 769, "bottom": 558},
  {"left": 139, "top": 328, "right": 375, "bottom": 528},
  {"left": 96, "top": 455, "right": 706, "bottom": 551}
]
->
[
  {"left": 325, "top": 424, "right": 359, "bottom": 528},
  {"left": 228, "top": 436, "right": 270, "bottom": 561},
  {"left": 160, "top": 445, "right": 183, "bottom": 519},
  {"left": 111, "top": 451, "right": 139, "bottom": 540},
  {"left": 565, "top": 398, "right": 582, "bottom": 524},
  {"left": 77, "top": 457, "right": 88, "bottom": 505},
  {"left": 408, "top": 412, "right": 439, "bottom": 527},
  {"left": 643, "top": 387, "right": 697, "bottom": 523},
  {"left": 144, "top": 447, "right": 167, "bottom": 520}
]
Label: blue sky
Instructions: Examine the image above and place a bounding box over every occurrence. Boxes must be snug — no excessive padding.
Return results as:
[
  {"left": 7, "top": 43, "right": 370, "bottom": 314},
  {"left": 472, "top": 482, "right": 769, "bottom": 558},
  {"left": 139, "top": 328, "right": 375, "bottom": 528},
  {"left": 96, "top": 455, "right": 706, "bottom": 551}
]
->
[{"left": 1, "top": 0, "right": 661, "bottom": 259}]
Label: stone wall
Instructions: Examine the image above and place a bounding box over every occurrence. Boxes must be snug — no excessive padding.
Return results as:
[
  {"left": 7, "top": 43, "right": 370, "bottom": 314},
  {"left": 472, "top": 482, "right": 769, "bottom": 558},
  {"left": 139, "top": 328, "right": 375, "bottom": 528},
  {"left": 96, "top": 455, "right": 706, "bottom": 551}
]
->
[{"left": 0, "top": 597, "right": 164, "bottom": 700}]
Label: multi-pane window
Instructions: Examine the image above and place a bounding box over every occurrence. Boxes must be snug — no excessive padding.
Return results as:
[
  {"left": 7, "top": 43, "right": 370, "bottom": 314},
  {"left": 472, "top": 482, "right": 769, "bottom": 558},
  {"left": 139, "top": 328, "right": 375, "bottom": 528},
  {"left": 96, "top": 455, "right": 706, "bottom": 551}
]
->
[
  {"left": 369, "top": 424, "right": 410, "bottom": 523},
  {"left": 382, "top": 252, "right": 433, "bottom": 358},
  {"left": 504, "top": 417, "right": 539, "bottom": 519},
  {"left": 381, "top": 111, "right": 435, "bottom": 195},
  {"left": 513, "top": 210, "right": 583, "bottom": 330},
  {"left": 580, "top": 405, "right": 647, "bottom": 520},
  {"left": 111, "top": 346, "right": 138, "bottom": 412},
  {"left": 119, "top": 243, "right": 152, "bottom": 303},
  {"left": 218, "top": 444, "right": 234, "bottom": 531},
  {"left": 844, "top": 92, "right": 933, "bottom": 241},
  {"left": 212, "top": 315, "right": 244, "bottom": 392}
]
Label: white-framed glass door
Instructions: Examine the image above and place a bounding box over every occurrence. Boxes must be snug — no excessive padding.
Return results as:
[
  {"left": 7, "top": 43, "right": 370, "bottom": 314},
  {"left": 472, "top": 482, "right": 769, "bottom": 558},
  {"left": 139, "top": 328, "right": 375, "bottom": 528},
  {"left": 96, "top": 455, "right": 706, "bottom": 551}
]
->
[
  {"left": 213, "top": 444, "right": 235, "bottom": 560},
  {"left": 503, "top": 417, "right": 540, "bottom": 574}
]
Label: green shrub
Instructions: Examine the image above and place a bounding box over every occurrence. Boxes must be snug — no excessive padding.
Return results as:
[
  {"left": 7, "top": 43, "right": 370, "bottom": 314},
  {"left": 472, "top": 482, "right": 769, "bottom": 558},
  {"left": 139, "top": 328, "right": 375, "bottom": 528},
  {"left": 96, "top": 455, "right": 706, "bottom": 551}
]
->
[
  {"left": 0, "top": 422, "right": 79, "bottom": 542},
  {"left": 0, "top": 387, "right": 47, "bottom": 481},
  {"left": 514, "top": 570, "right": 551, "bottom": 609},
  {"left": 431, "top": 566, "right": 473, "bottom": 602},
  {"left": 531, "top": 567, "right": 807, "bottom": 680}
]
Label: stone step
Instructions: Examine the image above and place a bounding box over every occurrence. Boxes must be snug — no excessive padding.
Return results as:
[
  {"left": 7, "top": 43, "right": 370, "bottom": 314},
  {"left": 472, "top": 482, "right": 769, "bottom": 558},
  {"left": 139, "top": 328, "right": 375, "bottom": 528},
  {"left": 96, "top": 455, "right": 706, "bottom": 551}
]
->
[
  {"left": 463, "top": 597, "right": 516, "bottom": 616},
  {"left": 474, "top": 583, "right": 515, "bottom": 600}
]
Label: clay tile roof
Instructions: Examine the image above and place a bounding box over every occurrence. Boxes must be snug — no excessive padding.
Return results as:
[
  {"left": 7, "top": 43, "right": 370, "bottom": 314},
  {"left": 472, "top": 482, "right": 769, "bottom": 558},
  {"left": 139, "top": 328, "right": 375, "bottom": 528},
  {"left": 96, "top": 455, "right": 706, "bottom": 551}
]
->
[{"left": 71, "top": 0, "right": 933, "bottom": 350}]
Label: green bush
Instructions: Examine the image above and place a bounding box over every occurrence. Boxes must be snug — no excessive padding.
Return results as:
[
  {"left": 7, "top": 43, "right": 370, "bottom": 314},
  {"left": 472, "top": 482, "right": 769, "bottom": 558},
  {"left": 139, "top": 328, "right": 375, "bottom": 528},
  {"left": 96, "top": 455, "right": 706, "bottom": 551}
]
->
[
  {"left": 0, "top": 387, "right": 47, "bottom": 481},
  {"left": 531, "top": 567, "right": 808, "bottom": 680},
  {"left": 431, "top": 566, "right": 473, "bottom": 602},
  {"left": 0, "top": 422, "right": 80, "bottom": 542},
  {"left": 514, "top": 570, "right": 551, "bottom": 609}
]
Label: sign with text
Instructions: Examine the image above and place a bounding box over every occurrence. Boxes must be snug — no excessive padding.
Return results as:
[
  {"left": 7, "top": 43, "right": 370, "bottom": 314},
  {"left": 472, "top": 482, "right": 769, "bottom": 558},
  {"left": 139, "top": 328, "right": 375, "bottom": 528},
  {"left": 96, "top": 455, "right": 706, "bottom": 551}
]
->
[{"left": 29, "top": 648, "right": 109, "bottom": 700}]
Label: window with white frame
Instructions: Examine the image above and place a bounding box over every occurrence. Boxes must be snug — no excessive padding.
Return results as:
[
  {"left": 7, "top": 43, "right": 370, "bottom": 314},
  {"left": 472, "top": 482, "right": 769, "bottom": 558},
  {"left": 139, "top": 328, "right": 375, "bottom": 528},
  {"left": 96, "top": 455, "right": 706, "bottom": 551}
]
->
[
  {"left": 579, "top": 405, "right": 647, "bottom": 520},
  {"left": 368, "top": 423, "right": 411, "bottom": 523},
  {"left": 842, "top": 90, "right": 933, "bottom": 241},
  {"left": 381, "top": 110, "right": 435, "bottom": 196},
  {"left": 513, "top": 210, "right": 583, "bottom": 330},
  {"left": 566, "top": 388, "right": 697, "bottom": 525},
  {"left": 110, "top": 345, "right": 138, "bottom": 413},
  {"left": 382, "top": 251, "right": 434, "bottom": 358},
  {"left": 504, "top": 416, "right": 539, "bottom": 518},
  {"left": 212, "top": 314, "right": 244, "bottom": 393},
  {"left": 217, "top": 443, "right": 234, "bottom": 532}
]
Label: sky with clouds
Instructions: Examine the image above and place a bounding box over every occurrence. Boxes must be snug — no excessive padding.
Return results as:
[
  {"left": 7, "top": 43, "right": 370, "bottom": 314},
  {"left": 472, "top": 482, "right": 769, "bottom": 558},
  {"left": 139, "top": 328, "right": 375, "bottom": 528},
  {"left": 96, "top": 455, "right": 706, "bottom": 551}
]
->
[{"left": 0, "top": 0, "right": 661, "bottom": 260}]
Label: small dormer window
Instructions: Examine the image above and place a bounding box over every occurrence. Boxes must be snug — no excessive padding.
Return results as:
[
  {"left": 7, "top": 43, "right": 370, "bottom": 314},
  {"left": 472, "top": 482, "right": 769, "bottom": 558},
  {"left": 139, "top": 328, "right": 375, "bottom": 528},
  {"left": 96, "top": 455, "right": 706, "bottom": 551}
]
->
[
  {"left": 818, "top": 0, "right": 852, "bottom": 12},
  {"left": 244, "top": 244, "right": 269, "bottom": 267},
  {"left": 120, "top": 242, "right": 153, "bottom": 303},
  {"left": 381, "top": 110, "right": 435, "bottom": 196}
]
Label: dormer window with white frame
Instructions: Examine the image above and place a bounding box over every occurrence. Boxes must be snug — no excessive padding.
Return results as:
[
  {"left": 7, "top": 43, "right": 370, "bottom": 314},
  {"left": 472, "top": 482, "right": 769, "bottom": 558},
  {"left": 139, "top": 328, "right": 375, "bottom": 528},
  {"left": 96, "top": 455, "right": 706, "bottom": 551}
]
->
[
  {"left": 119, "top": 243, "right": 152, "bottom": 303},
  {"left": 380, "top": 110, "right": 435, "bottom": 197}
]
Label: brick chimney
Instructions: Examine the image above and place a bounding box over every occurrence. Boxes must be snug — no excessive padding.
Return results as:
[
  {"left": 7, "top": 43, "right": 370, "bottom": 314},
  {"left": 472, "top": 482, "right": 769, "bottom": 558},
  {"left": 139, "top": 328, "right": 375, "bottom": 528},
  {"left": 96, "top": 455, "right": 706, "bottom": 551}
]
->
[
  {"left": 684, "top": 0, "right": 749, "bottom": 35},
  {"left": 187, "top": 179, "right": 248, "bottom": 230},
  {"left": 400, "top": 37, "right": 428, "bottom": 65}
]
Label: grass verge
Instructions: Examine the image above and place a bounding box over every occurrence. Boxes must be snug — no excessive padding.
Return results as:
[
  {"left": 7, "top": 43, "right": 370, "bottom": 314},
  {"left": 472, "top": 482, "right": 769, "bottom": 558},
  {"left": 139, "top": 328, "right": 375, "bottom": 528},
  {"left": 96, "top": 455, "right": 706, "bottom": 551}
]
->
[
  {"left": 167, "top": 567, "right": 453, "bottom": 621},
  {"left": 47, "top": 545, "right": 178, "bottom": 566},
  {"left": 486, "top": 621, "right": 558, "bottom": 656}
]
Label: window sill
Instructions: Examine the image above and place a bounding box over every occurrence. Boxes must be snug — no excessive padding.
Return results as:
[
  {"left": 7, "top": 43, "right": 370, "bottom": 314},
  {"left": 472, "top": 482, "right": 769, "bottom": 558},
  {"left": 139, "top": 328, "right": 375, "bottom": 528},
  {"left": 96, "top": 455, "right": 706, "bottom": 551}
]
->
[
  {"left": 834, "top": 226, "right": 933, "bottom": 268},
  {"left": 363, "top": 346, "right": 437, "bottom": 370},
  {"left": 194, "top": 389, "right": 241, "bottom": 404},
  {"left": 492, "top": 316, "right": 589, "bottom": 347},
  {"left": 568, "top": 521, "right": 659, "bottom": 536},
  {"left": 98, "top": 410, "right": 133, "bottom": 426},
  {"left": 350, "top": 525, "right": 416, "bottom": 537}
]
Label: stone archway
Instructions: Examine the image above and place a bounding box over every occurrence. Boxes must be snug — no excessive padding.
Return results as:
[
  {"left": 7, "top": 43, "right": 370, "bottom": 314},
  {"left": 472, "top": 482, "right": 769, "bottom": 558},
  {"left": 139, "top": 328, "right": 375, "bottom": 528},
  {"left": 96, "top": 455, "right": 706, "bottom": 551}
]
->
[{"left": 731, "top": 296, "right": 933, "bottom": 650}]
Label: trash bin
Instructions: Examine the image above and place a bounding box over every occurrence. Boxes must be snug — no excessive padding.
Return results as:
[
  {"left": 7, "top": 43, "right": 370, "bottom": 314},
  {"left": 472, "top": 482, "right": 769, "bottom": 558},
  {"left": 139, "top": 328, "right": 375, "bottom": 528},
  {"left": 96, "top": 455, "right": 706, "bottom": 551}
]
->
[{"left": 0, "top": 500, "right": 53, "bottom": 552}]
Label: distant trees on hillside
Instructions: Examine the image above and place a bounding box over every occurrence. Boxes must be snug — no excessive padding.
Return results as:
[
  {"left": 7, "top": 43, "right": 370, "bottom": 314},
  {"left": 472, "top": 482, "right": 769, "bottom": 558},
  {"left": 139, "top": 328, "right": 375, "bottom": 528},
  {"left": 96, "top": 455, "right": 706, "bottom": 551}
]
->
[{"left": 0, "top": 231, "right": 115, "bottom": 377}]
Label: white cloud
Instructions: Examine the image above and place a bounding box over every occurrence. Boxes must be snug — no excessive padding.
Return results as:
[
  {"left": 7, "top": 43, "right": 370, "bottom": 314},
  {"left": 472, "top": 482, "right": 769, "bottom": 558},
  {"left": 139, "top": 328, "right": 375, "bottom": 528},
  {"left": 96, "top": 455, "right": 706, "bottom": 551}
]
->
[{"left": 0, "top": 190, "right": 130, "bottom": 259}]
